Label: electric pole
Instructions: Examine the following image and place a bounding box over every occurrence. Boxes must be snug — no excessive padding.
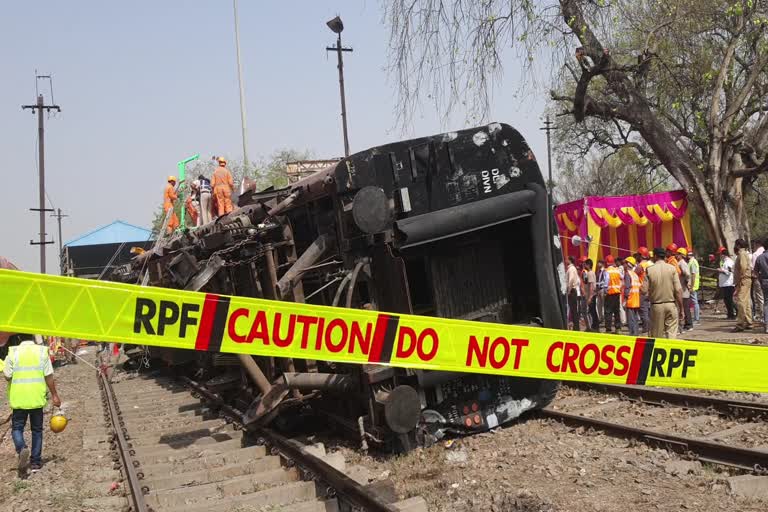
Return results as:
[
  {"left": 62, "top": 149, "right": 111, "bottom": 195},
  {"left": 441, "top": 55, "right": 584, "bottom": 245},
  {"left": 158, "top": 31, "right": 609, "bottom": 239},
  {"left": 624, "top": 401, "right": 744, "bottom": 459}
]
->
[
  {"left": 23, "top": 90, "right": 60, "bottom": 274},
  {"left": 540, "top": 115, "right": 557, "bottom": 212},
  {"left": 326, "top": 16, "right": 353, "bottom": 157},
  {"left": 51, "top": 208, "right": 69, "bottom": 274}
]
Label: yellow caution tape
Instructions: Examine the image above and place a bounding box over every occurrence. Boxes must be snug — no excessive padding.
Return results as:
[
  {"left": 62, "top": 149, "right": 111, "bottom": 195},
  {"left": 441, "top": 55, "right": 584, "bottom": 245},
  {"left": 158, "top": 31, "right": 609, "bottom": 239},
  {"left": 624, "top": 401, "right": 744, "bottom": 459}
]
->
[{"left": 0, "top": 269, "right": 766, "bottom": 393}]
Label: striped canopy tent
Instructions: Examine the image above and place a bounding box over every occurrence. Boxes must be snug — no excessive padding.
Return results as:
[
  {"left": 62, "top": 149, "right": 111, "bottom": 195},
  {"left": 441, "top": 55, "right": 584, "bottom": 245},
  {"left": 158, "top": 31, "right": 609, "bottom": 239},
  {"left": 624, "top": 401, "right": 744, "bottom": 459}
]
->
[{"left": 554, "top": 190, "right": 692, "bottom": 264}]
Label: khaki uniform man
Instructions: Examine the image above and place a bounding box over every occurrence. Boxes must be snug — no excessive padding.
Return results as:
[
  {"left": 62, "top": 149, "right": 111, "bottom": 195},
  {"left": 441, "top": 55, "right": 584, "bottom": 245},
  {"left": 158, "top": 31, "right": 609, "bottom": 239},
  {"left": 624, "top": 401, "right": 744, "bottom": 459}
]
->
[
  {"left": 642, "top": 247, "right": 683, "bottom": 339},
  {"left": 733, "top": 238, "right": 753, "bottom": 332}
]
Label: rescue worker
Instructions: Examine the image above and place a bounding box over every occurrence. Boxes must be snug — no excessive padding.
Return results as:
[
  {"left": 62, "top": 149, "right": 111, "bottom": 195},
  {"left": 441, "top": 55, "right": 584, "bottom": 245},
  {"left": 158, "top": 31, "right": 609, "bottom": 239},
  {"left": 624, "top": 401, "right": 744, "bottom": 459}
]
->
[
  {"left": 717, "top": 247, "right": 736, "bottom": 319},
  {"left": 642, "top": 247, "right": 683, "bottom": 339},
  {"left": 595, "top": 259, "right": 606, "bottom": 328},
  {"left": 733, "top": 238, "right": 753, "bottom": 332},
  {"left": 4, "top": 334, "right": 62, "bottom": 477},
  {"left": 584, "top": 258, "right": 599, "bottom": 331},
  {"left": 751, "top": 240, "right": 764, "bottom": 322},
  {"left": 623, "top": 256, "right": 641, "bottom": 336},
  {"left": 577, "top": 256, "right": 590, "bottom": 329},
  {"left": 675, "top": 247, "right": 693, "bottom": 332},
  {"left": 636, "top": 246, "right": 654, "bottom": 333},
  {"left": 163, "top": 176, "right": 179, "bottom": 233},
  {"left": 687, "top": 249, "right": 700, "bottom": 324},
  {"left": 565, "top": 256, "right": 581, "bottom": 331},
  {"left": 616, "top": 256, "right": 627, "bottom": 328},
  {"left": 185, "top": 180, "right": 200, "bottom": 227},
  {"left": 666, "top": 243, "right": 681, "bottom": 275},
  {"left": 197, "top": 174, "right": 213, "bottom": 226},
  {"left": 212, "top": 157, "right": 234, "bottom": 217},
  {"left": 753, "top": 238, "right": 768, "bottom": 334},
  {"left": 604, "top": 255, "right": 623, "bottom": 334}
]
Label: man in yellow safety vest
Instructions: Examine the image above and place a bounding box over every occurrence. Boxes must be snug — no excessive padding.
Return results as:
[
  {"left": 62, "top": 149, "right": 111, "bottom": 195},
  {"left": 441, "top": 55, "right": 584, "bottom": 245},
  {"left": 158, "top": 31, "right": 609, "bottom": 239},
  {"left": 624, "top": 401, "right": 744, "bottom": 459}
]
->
[{"left": 3, "top": 335, "right": 61, "bottom": 477}]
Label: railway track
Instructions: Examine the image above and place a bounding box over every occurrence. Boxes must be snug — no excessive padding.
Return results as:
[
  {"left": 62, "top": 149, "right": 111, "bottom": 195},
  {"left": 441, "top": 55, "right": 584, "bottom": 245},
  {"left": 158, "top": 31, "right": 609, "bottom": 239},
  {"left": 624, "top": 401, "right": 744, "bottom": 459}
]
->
[
  {"left": 98, "top": 372, "right": 427, "bottom": 512},
  {"left": 542, "top": 383, "right": 768, "bottom": 472}
]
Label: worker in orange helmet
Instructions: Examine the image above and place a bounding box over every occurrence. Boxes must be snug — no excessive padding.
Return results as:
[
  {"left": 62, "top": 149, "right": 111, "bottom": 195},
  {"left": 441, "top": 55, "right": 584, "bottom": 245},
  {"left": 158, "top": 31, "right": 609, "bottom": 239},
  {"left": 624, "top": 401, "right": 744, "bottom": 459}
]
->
[
  {"left": 636, "top": 246, "right": 654, "bottom": 334},
  {"left": 185, "top": 180, "right": 200, "bottom": 227},
  {"left": 163, "top": 176, "right": 179, "bottom": 233},
  {"left": 212, "top": 157, "right": 234, "bottom": 217},
  {"left": 603, "top": 254, "right": 623, "bottom": 334},
  {"left": 665, "top": 243, "right": 681, "bottom": 275},
  {"left": 623, "top": 256, "right": 641, "bottom": 335}
]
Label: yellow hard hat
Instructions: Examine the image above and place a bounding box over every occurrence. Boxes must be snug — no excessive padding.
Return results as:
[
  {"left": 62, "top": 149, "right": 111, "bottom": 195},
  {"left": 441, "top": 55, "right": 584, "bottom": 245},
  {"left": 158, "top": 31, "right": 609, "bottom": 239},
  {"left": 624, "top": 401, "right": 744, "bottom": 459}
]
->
[
  {"left": 677, "top": 247, "right": 688, "bottom": 255},
  {"left": 625, "top": 256, "right": 637, "bottom": 266},
  {"left": 50, "top": 414, "right": 67, "bottom": 433},
  {"left": 217, "top": 157, "right": 227, "bottom": 164},
  {"left": 168, "top": 175, "right": 177, "bottom": 182}
]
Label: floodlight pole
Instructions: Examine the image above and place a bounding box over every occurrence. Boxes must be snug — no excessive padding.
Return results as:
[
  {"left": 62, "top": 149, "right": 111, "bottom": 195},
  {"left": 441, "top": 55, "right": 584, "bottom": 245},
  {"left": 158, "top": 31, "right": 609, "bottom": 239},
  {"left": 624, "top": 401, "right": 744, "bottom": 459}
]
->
[
  {"left": 326, "top": 20, "right": 353, "bottom": 157},
  {"left": 233, "top": 0, "right": 250, "bottom": 173},
  {"left": 540, "top": 115, "right": 557, "bottom": 212}
]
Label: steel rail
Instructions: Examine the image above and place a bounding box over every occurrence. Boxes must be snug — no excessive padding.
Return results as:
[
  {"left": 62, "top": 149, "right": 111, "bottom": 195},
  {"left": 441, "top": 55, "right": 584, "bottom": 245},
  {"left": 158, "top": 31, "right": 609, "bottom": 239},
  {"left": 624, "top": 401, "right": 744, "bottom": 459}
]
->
[
  {"left": 99, "top": 373, "right": 150, "bottom": 512},
  {"left": 540, "top": 408, "right": 768, "bottom": 472},
  {"left": 568, "top": 382, "right": 768, "bottom": 418},
  {"left": 180, "top": 376, "right": 398, "bottom": 512}
]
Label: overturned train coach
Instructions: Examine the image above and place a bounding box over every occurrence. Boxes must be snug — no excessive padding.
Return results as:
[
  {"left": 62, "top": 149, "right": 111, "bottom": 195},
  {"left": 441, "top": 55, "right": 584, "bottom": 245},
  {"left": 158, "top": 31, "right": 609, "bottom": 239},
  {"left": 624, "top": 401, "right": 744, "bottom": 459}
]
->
[{"left": 115, "top": 123, "right": 565, "bottom": 450}]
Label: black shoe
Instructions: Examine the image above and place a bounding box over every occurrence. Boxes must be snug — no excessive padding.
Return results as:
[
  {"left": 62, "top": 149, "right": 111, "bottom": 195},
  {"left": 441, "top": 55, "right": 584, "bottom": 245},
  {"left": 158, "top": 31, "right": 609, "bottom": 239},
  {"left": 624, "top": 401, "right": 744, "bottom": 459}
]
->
[
  {"left": 732, "top": 326, "right": 745, "bottom": 333},
  {"left": 30, "top": 463, "right": 42, "bottom": 474}
]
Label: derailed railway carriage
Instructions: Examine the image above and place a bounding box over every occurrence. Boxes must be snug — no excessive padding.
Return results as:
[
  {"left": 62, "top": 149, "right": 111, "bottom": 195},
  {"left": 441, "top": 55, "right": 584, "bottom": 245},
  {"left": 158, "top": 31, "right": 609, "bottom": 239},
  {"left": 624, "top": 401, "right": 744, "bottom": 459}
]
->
[{"left": 115, "top": 123, "right": 565, "bottom": 450}]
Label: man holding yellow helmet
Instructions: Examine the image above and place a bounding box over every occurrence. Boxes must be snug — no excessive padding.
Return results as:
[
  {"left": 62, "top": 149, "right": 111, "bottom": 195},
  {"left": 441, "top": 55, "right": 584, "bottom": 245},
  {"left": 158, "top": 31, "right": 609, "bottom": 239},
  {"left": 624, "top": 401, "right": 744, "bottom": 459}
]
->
[{"left": 1, "top": 256, "right": 63, "bottom": 477}]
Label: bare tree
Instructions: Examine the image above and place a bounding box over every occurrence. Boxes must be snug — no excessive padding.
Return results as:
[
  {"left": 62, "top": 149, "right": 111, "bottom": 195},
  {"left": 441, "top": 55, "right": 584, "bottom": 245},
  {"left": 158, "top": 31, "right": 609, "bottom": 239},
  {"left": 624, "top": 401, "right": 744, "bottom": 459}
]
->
[{"left": 385, "top": 0, "right": 768, "bottom": 248}]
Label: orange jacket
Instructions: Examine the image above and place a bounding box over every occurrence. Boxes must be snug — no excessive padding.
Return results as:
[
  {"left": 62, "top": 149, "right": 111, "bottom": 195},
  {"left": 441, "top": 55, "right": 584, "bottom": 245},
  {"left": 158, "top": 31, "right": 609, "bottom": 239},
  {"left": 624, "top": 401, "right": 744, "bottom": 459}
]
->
[
  {"left": 626, "top": 270, "right": 641, "bottom": 308},
  {"left": 163, "top": 183, "right": 177, "bottom": 210},
  {"left": 606, "top": 266, "right": 623, "bottom": 295},
  {"left": 667, "top": 256, "right": 681, "bottom": 275},
  {"left": 212, "top": 167, "right": 234, "bottom": 193}
]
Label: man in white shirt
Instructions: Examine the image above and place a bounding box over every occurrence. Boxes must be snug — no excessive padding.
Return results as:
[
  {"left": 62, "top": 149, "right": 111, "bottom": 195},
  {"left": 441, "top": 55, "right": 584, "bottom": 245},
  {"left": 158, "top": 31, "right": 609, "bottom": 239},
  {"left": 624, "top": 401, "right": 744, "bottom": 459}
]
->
[
  {"left": 565, "top": 256, "right": 581, "bottom": 330},
  {"left": 717, "top": 247, "right": 736, "bottom": 320}
]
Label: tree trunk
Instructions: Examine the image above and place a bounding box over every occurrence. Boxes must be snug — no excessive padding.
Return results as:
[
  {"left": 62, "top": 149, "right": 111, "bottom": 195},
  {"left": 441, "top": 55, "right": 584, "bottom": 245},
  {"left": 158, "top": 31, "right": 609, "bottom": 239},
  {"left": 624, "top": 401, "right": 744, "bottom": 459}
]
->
[{"left": 711, "top": 179, "right": 746, "bottom": 252}]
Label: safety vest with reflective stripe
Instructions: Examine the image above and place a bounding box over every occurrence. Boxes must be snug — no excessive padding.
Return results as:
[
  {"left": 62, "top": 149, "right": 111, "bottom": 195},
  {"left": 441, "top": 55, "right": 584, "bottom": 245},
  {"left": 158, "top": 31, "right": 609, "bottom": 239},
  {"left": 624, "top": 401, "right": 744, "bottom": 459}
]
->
[
  {"left": 626, "top": 270, "right": 641, "bottom": 309},
  {"left": 689, "top": 258, "right": 700, "bottom": 291},
  {"left": 8, "top": 344, "right": 48, "bottom": 410},
  {"left": 606, "top": 266, "right": 623, "bottom": 295}
]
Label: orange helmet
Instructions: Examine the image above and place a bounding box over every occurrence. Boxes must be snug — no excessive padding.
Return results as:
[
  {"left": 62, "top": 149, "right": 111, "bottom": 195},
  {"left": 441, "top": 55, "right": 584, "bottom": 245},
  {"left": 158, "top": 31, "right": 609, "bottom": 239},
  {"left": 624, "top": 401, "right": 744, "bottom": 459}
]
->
[
  {"left": 605, "top": 255, "right": 615, "bottom": 264},
  {"left": 666, "top": 243, "right": 678, "bottom": 253},
  {"left": 637, "top": 246, "right": 649, "bottom": 258},
  {"left": 168, "top": 175, "right": 177, "bottom": 183}
]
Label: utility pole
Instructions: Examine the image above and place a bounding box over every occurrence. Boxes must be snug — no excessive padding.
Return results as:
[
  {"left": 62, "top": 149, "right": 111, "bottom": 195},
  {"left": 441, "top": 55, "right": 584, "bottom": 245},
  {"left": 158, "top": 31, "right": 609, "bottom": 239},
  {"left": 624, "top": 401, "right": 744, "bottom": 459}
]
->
[
  {"left": 23, "top": 90, "right": 60, "bottom": 274},
  {"left": 539, "top": 115, "right": 557, "bottom": 212},
  {"left": 326, "top": 16, "right": 353, "bottom": 157},
  {"left": 51, "top": 208, "right": 69, "bottom": 274},
  {"left": 232, "top": 0, "right": 250, "bottom": 172}
]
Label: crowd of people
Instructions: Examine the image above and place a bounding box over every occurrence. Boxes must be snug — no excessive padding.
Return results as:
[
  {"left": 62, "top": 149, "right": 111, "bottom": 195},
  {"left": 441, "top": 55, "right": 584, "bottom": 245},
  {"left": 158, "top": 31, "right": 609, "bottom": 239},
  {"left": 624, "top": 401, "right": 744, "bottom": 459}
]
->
[
  {"left": 564, "top": 239, "right": 768, "bottom": 338},
  {"left": 163, "top": 156, "right": 235, "bottom": 233}
]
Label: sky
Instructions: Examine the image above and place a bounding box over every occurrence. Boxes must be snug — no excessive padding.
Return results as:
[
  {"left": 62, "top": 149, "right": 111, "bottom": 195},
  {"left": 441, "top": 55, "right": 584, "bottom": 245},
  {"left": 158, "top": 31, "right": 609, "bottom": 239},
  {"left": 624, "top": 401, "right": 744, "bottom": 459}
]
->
[{"left": 0, "top": 1, "right": 549, "bottom": 273}]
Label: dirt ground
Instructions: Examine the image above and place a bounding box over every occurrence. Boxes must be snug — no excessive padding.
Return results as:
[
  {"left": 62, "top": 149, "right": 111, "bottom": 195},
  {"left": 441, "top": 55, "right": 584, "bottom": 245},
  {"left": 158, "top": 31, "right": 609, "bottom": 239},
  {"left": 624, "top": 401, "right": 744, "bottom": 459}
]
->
[
  {"left": 337, "top": 415, "right": 766, "bottom": 512},
  {"left": 0, "top": 346, "right": 121, "bottom": 512}
]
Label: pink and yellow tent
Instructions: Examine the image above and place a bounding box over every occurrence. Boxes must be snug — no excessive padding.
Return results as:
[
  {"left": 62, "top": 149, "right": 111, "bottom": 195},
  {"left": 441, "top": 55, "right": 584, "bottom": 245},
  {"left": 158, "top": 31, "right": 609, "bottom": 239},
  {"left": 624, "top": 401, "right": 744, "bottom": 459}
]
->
[{"left": 554, "top": 190, "right": 692, "bottom": 264}]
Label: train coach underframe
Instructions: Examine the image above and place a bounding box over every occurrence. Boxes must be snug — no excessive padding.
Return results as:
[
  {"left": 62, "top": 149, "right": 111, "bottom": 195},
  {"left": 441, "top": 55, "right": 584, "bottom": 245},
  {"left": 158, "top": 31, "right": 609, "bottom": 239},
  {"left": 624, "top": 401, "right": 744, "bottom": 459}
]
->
[{"left": 117, "top": 123, "right": 565, "bottom": 451}]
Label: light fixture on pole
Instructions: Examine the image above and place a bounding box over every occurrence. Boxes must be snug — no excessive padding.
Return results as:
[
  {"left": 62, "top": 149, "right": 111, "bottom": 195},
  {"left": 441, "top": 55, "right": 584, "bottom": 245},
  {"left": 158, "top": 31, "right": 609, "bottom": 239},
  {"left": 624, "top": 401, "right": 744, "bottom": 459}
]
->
[
  {"left": 539, "top": 115, "right": 558, "bottom": 212},
  {"left": 326, "top": 16, "right": 353, "bottom": 157}
]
